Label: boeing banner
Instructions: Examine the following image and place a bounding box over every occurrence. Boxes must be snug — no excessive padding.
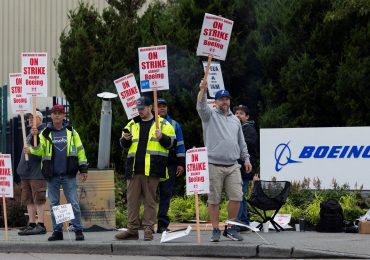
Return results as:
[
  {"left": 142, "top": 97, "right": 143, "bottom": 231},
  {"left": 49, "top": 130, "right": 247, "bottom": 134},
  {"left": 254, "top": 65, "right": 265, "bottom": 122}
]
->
[{"left": 260, "top": 127, "right": 370, "bottom": 189}]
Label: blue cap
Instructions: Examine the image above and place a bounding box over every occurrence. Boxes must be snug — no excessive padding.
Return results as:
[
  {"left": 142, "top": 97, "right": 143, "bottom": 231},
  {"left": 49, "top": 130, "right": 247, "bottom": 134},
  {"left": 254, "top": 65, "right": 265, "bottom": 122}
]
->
[{"left": 215, "top": 89, "right": 231, "bottom": 100}]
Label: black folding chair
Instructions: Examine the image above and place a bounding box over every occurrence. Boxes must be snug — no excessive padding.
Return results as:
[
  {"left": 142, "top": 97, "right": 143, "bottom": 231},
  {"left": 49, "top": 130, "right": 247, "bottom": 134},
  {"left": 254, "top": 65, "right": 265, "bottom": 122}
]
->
[{"left": 247, "top": 180, "right": 291, "bottom": 232}]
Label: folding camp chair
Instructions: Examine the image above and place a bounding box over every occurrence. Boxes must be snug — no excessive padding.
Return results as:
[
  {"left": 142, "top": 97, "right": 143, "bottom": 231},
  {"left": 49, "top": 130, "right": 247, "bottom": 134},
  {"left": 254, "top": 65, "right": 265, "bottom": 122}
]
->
[{"left": 247, "top": 180, "right": 291, "bottom": 232}]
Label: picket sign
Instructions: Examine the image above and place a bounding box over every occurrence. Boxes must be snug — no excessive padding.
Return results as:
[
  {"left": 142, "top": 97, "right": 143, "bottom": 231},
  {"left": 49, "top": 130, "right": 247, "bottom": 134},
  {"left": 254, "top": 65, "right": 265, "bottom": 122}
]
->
[
  {"left": 114, "top": 73, "right": 141, "bottom": 119},
  {"left": 186, "top": 147, "right": 210, "bottom": 243},
  {"left": 9, "top": 73, "right": 31, "bottom": 161},
  {"left": 0, "top": 154, "right": 14, "bottom": 241},
  {"left": 202, "top": 61, "right": 225, "bottom": 98},
  {"left": 22, "top": 52, "right": 48, "bottom": 146},
  {"left": 52, "top": 204, "right": 75, "bottom": 225}
]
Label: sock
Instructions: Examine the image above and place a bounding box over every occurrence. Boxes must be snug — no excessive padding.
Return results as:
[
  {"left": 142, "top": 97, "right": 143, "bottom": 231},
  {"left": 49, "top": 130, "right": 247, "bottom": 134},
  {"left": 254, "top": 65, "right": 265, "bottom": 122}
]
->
[
  {"left": 29, "top": 223, "right": 36, "bottom": 228},
  {"left": 38, "top": 223, "right": 45, "bottom": 228}
]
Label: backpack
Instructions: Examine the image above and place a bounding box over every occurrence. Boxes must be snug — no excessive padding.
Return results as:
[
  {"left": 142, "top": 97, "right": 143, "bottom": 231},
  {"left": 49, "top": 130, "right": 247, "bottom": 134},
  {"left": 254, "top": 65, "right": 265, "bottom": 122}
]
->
[{"left": 316, "top": 199, "right": 344, "bottom": 232}]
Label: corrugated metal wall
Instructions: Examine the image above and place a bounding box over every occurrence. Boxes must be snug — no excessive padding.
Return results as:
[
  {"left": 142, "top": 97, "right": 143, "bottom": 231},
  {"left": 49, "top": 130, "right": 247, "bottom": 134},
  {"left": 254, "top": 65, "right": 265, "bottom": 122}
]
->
[{"left": 0, "top": 0, "right": 108, "bottom": 97}]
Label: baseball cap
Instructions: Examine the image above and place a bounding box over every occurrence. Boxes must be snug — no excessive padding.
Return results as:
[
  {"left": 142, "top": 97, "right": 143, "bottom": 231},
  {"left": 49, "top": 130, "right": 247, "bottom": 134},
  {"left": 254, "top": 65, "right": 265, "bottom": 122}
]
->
[
  {"left": 157, "top": 98, "right": 167, "bottom": 105},
  {"left": 136, "top": 96, "right": 152, "bottom": 110},
  {"left": 215, "top": 89, "right": 231, "bottom": 100},
  {"left": 233, "top": 105, "right": 250, "bottom": 115},
  {"left": 28, "top": 111, "right": 43, "bottom": 121},
  {"left": 51, "top": 104, "right": 65, "bottom": 114}
]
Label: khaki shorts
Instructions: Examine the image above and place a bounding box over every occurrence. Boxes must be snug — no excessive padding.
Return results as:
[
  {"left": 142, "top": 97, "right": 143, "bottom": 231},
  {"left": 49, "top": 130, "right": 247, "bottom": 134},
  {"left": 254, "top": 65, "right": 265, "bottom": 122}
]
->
[
  {"left": 21, "top": 179, "right": 47, "bottom": 205},
  {"left": 207, "top": 163, "right": 243, "bottom": 204}
]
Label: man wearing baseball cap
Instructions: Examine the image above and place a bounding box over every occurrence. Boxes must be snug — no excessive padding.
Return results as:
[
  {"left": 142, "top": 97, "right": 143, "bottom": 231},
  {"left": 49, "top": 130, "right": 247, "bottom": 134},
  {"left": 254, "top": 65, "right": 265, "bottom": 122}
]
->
[
  {"left": 29, "top": 104, "right": 88, "bottom": 242},
  {"left": 17, "top": 111, "right": 47, "bottom": 236},
  {"left": 197, "top": 84, "right": 252, "bottom": 242}
]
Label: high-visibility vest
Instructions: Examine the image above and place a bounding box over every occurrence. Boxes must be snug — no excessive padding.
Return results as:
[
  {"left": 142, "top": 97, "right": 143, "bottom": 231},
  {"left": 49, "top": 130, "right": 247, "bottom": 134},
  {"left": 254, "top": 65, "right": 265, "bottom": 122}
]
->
[{"left": 123, "top": 116, "right": 176, "bottom": 179}]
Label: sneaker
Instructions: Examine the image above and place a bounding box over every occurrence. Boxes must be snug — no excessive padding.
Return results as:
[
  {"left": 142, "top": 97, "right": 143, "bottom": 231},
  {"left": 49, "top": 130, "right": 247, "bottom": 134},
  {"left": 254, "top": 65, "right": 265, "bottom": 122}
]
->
[
  {"left": 238, "top": 225, "right": 252, "bottom": 233},
  {"left": 19, "top": 225, "right": 31, "bottom": 231},
  {"left": 18, "top": 224, "right": 46, "bottom": 236},
  {"left": 157, "top": 225, "right": 170, "bottom": 234},
  {"left": 114, "top": 230, "right": 139, "bottom": 240},
  {"left": 210, "top": 228, "right": 221, "bottom": 242},
  {"left": 223, "top": 226, "right": 243, "bottom": 241},
  {"left": 48, "top": 231, "right": 64, "bottom": 241},
  {"left": 144, "top": 228, "right": 154, "bottom": 241},
  {"left": 75, "top": 230, "right": 85, "bottom": 241}
]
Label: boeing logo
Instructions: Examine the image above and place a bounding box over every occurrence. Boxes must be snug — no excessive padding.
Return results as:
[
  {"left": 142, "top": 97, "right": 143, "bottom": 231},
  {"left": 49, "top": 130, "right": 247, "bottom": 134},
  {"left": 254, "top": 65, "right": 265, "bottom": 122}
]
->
[
  {"left": 274, "top": 141, "right": 301, "bottom": 172},
  {"left": 274, "top": 142, "right": 370, "bottom": 172}
]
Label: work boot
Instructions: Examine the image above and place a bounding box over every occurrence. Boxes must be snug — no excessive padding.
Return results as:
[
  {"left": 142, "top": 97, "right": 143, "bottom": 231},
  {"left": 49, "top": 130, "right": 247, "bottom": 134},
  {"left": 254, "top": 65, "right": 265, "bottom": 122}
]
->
[
  {"left": 144, "top": 228, "right": 154, "bottom": 241},
  {"left": 75, "top": 230, "right": 85, "bottom": 241},
  {"left": 115, "top": 230, "right": 139, "bottom": 240},
  {"left": 48, "top": 231, "right": 64, "bottom": 241}
]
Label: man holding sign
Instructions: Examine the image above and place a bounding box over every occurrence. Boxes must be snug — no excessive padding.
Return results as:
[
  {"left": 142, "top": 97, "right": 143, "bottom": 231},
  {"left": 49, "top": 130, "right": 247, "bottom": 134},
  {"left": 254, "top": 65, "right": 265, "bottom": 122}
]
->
[
  {"left": 196, "top": 84, "right": 252, "bottom": 242},
  {"left": 115, "top": 96, "right": 176, "bottom": 241}
]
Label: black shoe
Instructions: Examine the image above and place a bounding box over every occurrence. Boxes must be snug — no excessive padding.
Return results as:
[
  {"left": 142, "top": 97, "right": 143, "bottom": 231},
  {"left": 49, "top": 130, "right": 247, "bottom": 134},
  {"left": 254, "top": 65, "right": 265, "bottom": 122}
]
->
[
  {"left": 19, "top": 225, "right": 31, "bottom": 231},
  {"left": 75, "top": 230, "right": 85, "bottom": 241},
  {"left": 157, "top": 226, "right": 170, "bottom": 233},
  {"left": 48, "top": 231, "right": 63, "bottom": 241},
  {"left": 18, "top": 224, "right": 46, "bottom": 236}
]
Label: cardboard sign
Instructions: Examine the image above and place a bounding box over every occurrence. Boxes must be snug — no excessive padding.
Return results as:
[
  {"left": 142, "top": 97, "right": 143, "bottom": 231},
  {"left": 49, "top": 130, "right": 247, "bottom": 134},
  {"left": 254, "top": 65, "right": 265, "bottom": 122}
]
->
[
  {"left": 0, "top": 154, "right": 14, "bottom": 198},
  {"left": 138, "top": 45, "right": 169, "bottom": 92},
  {"left": 22, "top": 52, "right": 48, "bottom": 97},
  {"left": 52, "top": 203, "right": 75, "bottom": 224},
  {"left": 197, "top": 13, "right": 234, "bottom": 61},
  {"left": 9, "top": 73, "right": 31, "bottom": 114},
  {"left": 202, "top": 61, "right": 225, "bottom": 97},
  {"left": 114, "top": 73, "right": 141, "bottom": 119},
  {"left": 186, "top": 147, "right": 209, "bottom": 195},
  {"left": 160, "top": 226, "right": 192, "bottom": 243},
  {"left": 207, "top": 99, "right": 217, "bottom": 110}
]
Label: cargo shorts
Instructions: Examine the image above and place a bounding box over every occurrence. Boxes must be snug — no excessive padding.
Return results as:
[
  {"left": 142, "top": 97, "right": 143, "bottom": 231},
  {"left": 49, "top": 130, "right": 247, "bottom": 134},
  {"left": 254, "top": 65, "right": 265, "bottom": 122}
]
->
[
  {"left": 207, "top": 163, "right": 243, "bottom": 205},
  {"left": 21, "top": 179, "right": 47, "bottom": 205}
]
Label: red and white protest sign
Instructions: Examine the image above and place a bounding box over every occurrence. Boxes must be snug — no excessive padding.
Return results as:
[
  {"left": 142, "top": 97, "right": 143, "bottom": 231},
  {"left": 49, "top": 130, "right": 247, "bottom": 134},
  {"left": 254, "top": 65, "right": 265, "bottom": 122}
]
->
[
  {"left": 138, "top": 45, "right": 169, "bottom": 92},
  {"left": 186, "top": 147, "right": 209, "bottom": 195},
  {"left": 0, "top": 154, "right": 14, "bottom": 198},
  {"left": 114, "top": 73, "right": 141, "bottom": 119},
  {"left": 197, "top": 13, "right": 234, "bottom": 61},
  {"left": 9, "top": 73, "right": 31, "bottom": 114},
  {"left": 202, "top": 61, "right": 225, "bottom": 97},
  {"left": 22, "top": 52, "right": 48, "bottom": 97},
  {"left": 207, "top": 99, "right": 217, "bottom": 110}
]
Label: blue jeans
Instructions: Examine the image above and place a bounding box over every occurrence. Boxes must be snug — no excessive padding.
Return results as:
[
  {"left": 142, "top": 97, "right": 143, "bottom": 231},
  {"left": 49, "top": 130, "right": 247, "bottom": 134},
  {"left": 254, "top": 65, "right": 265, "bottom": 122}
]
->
[
  {"left": 157, "top": 165, "right": 177, "bottom": 227},
  {"left": 237, "top": 177, "right": 250, "bottom": 224},
  {"left": 48, "top": 175, "right": 83, "bottom": 232}
]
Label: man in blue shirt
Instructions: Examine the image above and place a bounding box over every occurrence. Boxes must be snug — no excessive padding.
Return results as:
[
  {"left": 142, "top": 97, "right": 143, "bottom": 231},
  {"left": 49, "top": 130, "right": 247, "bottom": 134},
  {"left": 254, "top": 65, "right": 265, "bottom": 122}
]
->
[{"left": 157, "top": 98, "right": 186, "bottom": 233}]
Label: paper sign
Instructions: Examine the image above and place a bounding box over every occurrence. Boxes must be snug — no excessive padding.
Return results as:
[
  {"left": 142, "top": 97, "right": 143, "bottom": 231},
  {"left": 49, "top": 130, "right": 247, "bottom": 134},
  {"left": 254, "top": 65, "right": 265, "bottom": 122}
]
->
[
  {"left": 114, "top": 73, "right": 141, "bottom": 119},
  {"left": 22, "top": 52, "right": 48, "bottom": 97},
  {"left": 0, "top": 154, "right": 14, "bottom": 198},
  {"left": 52, "top": 204, "right": 75, "bottom": 224},
  {"left": 9, "top": 73, "right": 31, "bottom": 114},
  {"left": 197, "top": 13, "right": 234, "bottom": 61},
  {"left": 207, "top": 99, "right": 217, "bottom": 110},
  {"left": 186, "top": 147, "right": 209, "bottom": 195},
  {"left": 138, "top": 45, "right": 169, "bottom": 92},
  {"left": 160, "top": 226, "right": 192, "bottom": 243},
  {"left": 202, "top": 61, "right": 225, "bottom": 97},
  {"left": 271, "top": 214, "right": 291, "bottom": 229}
]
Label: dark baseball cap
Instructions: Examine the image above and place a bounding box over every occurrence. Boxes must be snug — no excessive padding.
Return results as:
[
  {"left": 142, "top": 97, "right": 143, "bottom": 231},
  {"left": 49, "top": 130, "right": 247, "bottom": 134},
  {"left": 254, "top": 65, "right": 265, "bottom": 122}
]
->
[
  {"left": 136, "top": 96, "right": 152, "bottom": 110},
  {"left": 51, "top": 104, "right": 65, "bottom": 114},
  {"left": 233, "top": 104, "right": 250, "bottom": 115},
  {"left": 157, "top": 98, "right": 167, "bottom": 105},
  {"left": 215, "top": 89, "right": 231, "bottom": 100}
]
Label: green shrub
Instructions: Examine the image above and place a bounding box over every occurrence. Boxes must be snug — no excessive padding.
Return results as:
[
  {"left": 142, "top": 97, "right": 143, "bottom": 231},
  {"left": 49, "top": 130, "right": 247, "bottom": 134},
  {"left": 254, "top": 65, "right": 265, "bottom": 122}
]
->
[
  {"left": 115, "top": 207, "right": 128, "bottom": 228},
  {"left": 168, "top": 196, "right": 208, "bottom": 222},
  {"left": 339, "top": 193, "right": 365, "bottom": 222},
  {"left": 302, "top": 193, "right": 323, "bottom": 225}
]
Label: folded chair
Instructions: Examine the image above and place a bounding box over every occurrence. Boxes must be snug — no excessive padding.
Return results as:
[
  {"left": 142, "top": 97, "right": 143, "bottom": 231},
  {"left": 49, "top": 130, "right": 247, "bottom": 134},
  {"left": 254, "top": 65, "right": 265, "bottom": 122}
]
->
[{"left": 247, "top": 180, "right": 291, "bottom": 232}]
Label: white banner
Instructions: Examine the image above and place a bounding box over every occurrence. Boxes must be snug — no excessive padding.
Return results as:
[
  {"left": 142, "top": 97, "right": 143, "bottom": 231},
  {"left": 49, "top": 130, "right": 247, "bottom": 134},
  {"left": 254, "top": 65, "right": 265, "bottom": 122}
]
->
[
  {"left": 186, "top": 147, "right": 209, "bottom": 195},
  {"left": 260, "top": 127, "right": 370, "bottom": 189},
  {"left": 0, "top": 154, "right": 14, "bottom": 198},
  {"left": 114, "top": 73, "right": 140, "bottom": 119},
  {"left": 197, "top": 13, "right": 233, "bottom": 61},
  {"left": 202, "top": 61, "right": 225, "bottom": 97},
  {"left": 52, "top": 203, "right": 75, "bottom": 224},
  {"left": 9, "top": 73, "right": 31, "bottom": 114},
  {"left": 22, "top": 52, "right": 48, "bottom": 97},
  {"left": 138, "top": 45, "right": 169, "bottom": 92}
]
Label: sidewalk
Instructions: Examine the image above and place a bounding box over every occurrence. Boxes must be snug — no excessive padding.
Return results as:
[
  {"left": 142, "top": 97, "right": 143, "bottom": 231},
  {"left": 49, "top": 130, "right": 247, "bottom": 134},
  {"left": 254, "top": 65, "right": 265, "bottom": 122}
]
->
[{"left": 0, "top": 228, "right": 369, "bottom": 258}]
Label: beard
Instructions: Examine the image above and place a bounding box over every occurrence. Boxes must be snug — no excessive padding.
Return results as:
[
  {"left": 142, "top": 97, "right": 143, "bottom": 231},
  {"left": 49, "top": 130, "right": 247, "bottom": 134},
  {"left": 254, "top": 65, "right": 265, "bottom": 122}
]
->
[{"left": 219, "top": 105, "right": 230, "bottom": 113}]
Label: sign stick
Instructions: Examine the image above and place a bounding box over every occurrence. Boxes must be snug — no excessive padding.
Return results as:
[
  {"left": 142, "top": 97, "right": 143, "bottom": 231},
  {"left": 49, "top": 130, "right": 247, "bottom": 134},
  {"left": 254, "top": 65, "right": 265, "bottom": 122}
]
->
[
  {"left": 194, "top": 191, "right": 201, "bottom": 244},
  {"left": 153, "top": 88, "right": 159, "bottom": 129},
  {"left": 32, "top": 96, "right": 37, "bottom": 146},
  {"left": 2, "top": 196, "right": 8, "bottom": 240},
  {"left": 197, "top": 55, "right": 213, "bottom": 102},
  {"left": 20, "top": 112, "right": 29, "bottom": 161}
]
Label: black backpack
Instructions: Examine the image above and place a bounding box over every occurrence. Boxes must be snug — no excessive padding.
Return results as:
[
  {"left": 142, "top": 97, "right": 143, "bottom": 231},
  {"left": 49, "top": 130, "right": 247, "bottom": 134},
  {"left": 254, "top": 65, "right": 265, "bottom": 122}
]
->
[{"left": 316, "top": 199, "right": 344, "bottom": 232}]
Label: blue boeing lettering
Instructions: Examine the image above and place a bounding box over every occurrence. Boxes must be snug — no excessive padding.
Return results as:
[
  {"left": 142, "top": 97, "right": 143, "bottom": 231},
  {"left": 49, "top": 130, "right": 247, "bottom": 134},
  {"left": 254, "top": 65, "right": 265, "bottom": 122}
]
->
[{"left": 298, "top": 145, "right": 370, "bottom": 159}]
